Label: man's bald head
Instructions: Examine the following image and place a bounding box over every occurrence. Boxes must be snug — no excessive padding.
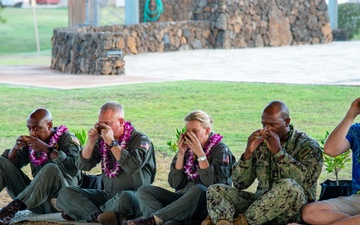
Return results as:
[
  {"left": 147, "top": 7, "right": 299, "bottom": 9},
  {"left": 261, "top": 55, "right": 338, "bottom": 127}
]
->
[
  {"left": 27, "top": 108, "right": 53, "bottom": 123},
  {"left": 262, "top": 100, "right": 289, "bottom": 119}
]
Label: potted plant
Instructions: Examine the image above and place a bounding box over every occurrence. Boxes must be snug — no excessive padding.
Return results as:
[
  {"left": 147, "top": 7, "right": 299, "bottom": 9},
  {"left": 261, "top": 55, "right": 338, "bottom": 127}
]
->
[{"left": 318, "top": 131, "right": 352, "bottom": 200}]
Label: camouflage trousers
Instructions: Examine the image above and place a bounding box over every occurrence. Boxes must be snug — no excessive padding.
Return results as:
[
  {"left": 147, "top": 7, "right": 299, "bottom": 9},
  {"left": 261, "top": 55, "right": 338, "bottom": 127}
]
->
[{"left": 206, "top": 178, "right": 307, "bottom": 225}]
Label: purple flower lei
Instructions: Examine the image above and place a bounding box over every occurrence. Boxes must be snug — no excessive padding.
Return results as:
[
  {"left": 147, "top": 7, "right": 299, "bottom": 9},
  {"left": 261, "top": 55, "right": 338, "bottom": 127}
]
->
[
  {"left": 184, "top": 133, "right": 223, "bottom": 180},
  {"left": 100, "top": 121, "right": 133, "bottom": 178},
  {"left": 29, "top": 125, "right": 68, "bottom": 167}
]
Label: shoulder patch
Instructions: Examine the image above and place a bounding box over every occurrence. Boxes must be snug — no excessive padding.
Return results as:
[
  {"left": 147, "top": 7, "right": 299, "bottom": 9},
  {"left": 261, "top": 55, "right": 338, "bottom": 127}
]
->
[
  {"left": 297, "top": 148, "right": 312, "bottom": 159},
  {"left": 140, "top": 141, "right": 150, "bottom": 151},
  {"left": 71, "top": 136, "right": 81, "bottom": 146},
  {"left": 222, "top": 153, "right": 230, "bottom": 164}
]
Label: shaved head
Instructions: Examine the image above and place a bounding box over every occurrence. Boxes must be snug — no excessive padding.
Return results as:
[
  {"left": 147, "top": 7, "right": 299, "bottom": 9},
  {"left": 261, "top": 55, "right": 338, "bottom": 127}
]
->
[
  {"left": 27, "top": 108, "right": 53, "bottom": 123},
  {"left": 263, "top": 100, "right": 289, "bottom": 119}
]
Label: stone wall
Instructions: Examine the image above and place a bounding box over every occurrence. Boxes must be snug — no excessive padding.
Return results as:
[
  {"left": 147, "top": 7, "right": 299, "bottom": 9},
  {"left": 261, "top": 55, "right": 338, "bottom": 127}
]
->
[
  {"left": 51, "top": 21, "right": 213, "bottom": 75},
  {"left": 144, "top": 0, "right": 332, "bottom": 47},
  {"left": 218, "top": 0, "right": 332, "bottom": 47},
  {"left": 52, "top": 0, "right": 332, "bottom": 75}
]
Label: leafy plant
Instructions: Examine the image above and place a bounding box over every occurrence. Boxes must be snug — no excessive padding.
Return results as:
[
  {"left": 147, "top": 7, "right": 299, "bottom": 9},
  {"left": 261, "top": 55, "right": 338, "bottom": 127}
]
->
[
  {"left": 320, "top": 131, "right": 351, "bottom": 186},
  {"left": 166, "top": 126, "right": 186, "bottom": 153},
  {"left": 74, "top": 129, "right": 88, "bottom": 146},
  {"left": 338, "top": 3, "right": 360, "bottom": 39}
]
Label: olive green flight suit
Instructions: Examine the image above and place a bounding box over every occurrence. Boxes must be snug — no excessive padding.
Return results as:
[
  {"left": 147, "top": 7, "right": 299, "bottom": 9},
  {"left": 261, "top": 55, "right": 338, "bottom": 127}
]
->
[{"left": 0, "top": 129, "right": 81, "bottom": 214}]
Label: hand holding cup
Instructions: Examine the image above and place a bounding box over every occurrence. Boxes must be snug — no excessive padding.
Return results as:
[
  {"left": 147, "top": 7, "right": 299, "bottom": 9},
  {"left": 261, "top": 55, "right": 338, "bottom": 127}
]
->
[{"left": 95, "top": 124, "right": 105, "bottom": 134}]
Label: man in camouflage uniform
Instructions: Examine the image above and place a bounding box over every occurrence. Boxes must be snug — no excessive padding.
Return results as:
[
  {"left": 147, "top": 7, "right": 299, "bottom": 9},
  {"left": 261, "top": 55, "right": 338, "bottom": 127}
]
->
[{"left": 203, "top": 100, "right": 323, "bottom": 225}]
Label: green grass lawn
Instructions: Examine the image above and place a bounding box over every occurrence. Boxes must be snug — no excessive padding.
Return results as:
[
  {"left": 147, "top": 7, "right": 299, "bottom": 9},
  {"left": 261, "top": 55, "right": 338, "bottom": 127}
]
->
[
  {"left": 0, "top": 8, "right": 68, "bottom": 55},
  {"left": 0, "top": 6, "right": 124, "bottom": 55}
]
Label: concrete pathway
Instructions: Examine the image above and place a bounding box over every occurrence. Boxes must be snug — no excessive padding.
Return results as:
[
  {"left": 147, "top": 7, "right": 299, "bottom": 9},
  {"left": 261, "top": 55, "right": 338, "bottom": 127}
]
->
[
  {"left": 0, "top": 41, "right": 359, "bottom": 89},
  {"left": 125, "top": 40, "right": 360, "bottom": 86}
]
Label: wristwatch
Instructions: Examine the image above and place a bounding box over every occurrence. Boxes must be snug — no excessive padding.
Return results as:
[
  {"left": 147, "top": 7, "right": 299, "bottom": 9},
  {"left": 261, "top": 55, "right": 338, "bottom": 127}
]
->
[
  {"left": 109, "top": 140, "right": 119, "bottom": 149},
  {"left": 274, "top": 148, "right": 286, "bottom": 158},
  {"left": 197, "top": 155, "right": 207, "bottom": 162}
]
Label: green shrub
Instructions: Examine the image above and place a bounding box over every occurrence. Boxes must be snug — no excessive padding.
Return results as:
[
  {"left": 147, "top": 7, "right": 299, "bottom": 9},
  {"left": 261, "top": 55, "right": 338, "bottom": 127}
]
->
[
  {"left": 338, "top": 3, "right": 360, "bottom": 39},
  {"left": 75, "top": 129, "right": 88, "bottom": 147},
  {"left": 166, "top": 126, "right": 186, "bottom": 153}
]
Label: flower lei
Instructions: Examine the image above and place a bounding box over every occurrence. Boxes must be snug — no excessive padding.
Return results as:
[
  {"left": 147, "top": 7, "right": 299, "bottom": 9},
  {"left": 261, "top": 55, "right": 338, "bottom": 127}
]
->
[
  {"left": 184, "top": 133, "right": 223, "bottom": 180},
  {"left": 29, "top": 125, "right": 68, "bottom": 167},
  {"left": 100, "top": 121, "right": 133, "bottom": 178}
]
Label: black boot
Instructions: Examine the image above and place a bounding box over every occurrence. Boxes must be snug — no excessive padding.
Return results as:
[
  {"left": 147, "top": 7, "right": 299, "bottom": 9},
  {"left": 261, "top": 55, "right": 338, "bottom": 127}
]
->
[
  {"left": 61, "top": 211, "right": 75, "bottom": 221},
  {"left": 0, "top": 199, "right": 27, "bottom": 224}
]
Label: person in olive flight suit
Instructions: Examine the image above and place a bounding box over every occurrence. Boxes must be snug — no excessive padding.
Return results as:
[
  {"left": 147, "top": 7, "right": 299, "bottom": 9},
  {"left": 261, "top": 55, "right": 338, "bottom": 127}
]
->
[
  {"left": 123, "top": 110, "right": 235, "bottom": 225},
  {"left": 0, "top": 108, "right": 82, "bottom": 224},
  {"left": 202, "top": 100, "right": 323, "bottom": 225},
  {"left": 56, "top": 101, "right": 156, "bottom": 225}
]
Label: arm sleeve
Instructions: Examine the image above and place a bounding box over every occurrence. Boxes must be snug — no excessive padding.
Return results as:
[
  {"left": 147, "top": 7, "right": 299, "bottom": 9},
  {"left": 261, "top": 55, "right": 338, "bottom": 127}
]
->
[
  {"left": 168, "top": 154, "right": 187, "bottom": 190},
  {"left": 197, "top": 143, "right": 235, "bottom": 187},
  {"left": 75, "top": 140, "right": 101, "bottom": 171},
  {"left": 277, "top": 134, "right": 323, "bottom": 193},
  {"left": 232, "top": 153, "right": 257, "bottom": 190},
  {"left": 2, "top": 148, "right": 30, "bottom": 169},
  {"left": 117, "top": 133, "right": 155, "bottom": 175},
  {"left": 346, "top": 123, "right": 360, "bottom": 150},
  {"left": 53, "top": 132, "right": 82, "bottom": 177}
]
